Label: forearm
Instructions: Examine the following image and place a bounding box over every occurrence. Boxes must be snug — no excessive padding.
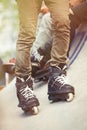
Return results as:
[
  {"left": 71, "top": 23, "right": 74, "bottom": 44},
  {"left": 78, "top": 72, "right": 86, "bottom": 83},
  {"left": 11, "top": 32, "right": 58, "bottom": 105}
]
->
[{"left": 69, "top": 0, "right": 86, "bottom": 7}]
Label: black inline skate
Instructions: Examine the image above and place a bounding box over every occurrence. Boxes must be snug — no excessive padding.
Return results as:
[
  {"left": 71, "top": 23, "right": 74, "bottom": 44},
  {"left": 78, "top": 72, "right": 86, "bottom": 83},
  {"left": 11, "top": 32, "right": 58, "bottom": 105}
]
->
[
  {"left": 48, "top": 65, "right": 75, "bottom": 102},
  {"left": 31, "top": 49, "right": 50, "bottom": 81},
  {"left": 16, "top": 76, "right": 39, "bottom": 114}
]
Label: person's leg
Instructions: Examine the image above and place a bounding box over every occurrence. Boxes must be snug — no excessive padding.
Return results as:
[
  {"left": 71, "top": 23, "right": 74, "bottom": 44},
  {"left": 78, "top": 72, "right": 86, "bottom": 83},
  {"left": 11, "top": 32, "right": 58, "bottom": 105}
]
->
[
  {"left": 31, "top": 13, "right": 52, "bottom": 62},
  {"left": 70, "top": 1, "right": 87, "bottom": 43},
  {"left": 15, "top": 0, "right": 42, "bottom": 113},
  {"left": 31, "top": 12, "right": 53, "bottom": 77},
  {"left": 45, "top": 0, "right": 75, "bottom": 101},
  {"left": 16, "top": 0, "right": 42, "bottom": 78},
  {"left": 71, "top": 1, "right": 87, "bottom": 22},
  {"left": 45, "top": 0, "right": 70, "bottom": 66}
]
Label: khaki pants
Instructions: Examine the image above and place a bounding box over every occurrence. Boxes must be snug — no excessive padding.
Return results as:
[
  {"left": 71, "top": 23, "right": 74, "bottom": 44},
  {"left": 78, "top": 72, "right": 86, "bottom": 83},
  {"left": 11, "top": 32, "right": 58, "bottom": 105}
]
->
[{"left": 15, "top": 0, "right": 70, "bottom": 78}]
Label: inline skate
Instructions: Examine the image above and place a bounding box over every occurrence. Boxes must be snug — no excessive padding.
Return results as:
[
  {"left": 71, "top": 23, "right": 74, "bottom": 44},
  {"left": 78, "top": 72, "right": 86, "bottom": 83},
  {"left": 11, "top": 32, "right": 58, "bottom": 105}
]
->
[
  {"left": 16, "top": 76, "right": 39, "bottom": 115},
  {"left": 48, "top": 65, "right": 75, "bottom": 102}
]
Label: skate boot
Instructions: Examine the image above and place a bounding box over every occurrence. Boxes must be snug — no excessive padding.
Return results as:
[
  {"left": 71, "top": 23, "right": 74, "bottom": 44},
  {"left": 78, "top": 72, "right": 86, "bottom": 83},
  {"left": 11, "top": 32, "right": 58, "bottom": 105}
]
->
[
  {"left": 48, "top": 65, "right": 75, "bottom": 102},
  {"left": 31, "top": 49, "right": 43, "bottom": 78},
  {"left": 31, "top": 49, "right": 49, "bottom": 81},
  {"left": 16, "top": 76, "right": 40, "bottom": 115}
]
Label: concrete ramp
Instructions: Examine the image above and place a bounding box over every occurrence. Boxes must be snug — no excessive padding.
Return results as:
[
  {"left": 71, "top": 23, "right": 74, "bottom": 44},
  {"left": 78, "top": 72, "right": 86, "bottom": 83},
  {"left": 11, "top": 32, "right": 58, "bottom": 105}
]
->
[{"left": 0, "top": 25, "right": 87, "bottom": 130}]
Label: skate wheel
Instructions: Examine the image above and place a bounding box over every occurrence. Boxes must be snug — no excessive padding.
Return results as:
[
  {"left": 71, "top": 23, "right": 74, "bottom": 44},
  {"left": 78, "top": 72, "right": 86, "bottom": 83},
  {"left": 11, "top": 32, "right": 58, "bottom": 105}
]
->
[
  {"left": 31, "top": 106, "right": 39, "bottom": 115},
  {"left": 66, "top": 93, "right": 74, "bottom": 102}
]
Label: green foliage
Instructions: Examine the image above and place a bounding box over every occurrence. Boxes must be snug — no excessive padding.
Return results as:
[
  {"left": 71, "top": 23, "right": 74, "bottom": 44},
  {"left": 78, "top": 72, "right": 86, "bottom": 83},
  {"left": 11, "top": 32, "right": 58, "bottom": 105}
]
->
[
  {"left": 0, "top": 51, "right": 16, "bottom": 63},
  {"left": 0, "top": 0, "right": 17, "bottom": 9},
  {"left": 0, "top": 0, "right": 18, "bottom": 62},
  {"left": 0, "top": 0, "right": 18, "bottom": 31},
  {"left": 0, "top": 0, "right": 10, "bottom": 8}
]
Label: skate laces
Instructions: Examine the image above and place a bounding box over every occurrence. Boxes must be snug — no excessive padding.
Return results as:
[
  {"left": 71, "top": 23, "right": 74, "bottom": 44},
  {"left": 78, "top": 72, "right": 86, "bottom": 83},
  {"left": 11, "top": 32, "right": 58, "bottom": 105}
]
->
[
  {"left": 20, "top": 86, "right": 34, "bottom": 101},
  {"left": 52, "top": 74, "right": 66, "bottom": 88},
  {"left": 18, "top": 76, "right": 35, "bottom": 101}
]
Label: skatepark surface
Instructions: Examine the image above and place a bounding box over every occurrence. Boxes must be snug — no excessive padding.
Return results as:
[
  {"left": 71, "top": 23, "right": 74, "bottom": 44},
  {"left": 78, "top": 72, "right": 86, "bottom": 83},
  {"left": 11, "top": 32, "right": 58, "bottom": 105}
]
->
[{"left": 0, "top": 28, "right": 87, "bottom": 130}]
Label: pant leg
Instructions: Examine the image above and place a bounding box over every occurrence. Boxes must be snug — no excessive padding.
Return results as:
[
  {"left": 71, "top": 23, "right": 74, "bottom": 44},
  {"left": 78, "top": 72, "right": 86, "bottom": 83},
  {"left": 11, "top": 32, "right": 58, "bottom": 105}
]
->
[
  {"left": 45, "top": 0, "right": 70, "bottom": 66},
  {"left": 32, "top": 13, "right": 52, "bottom": 51},
  {"left": 69, "top": 2, "right": 87, "bottom": 51},
  {"left": 71, "top": 1, "right": 87, "bottom": 22},
  {"left": 15, "top": 0, "right": 42, "bottom": 78}
]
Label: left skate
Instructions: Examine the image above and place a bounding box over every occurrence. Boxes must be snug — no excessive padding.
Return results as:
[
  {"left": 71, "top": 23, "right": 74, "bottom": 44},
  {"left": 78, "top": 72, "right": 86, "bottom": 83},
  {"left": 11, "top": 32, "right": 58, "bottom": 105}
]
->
[{"left": 16, "top": 76, "right": 40, "bottom": 115}]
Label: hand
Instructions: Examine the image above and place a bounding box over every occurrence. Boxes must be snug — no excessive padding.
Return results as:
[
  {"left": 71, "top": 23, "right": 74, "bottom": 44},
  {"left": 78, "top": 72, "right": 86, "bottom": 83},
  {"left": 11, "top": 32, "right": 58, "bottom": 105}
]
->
[{"left": 40, "top": 5, "right": 49, "bottom": 14}]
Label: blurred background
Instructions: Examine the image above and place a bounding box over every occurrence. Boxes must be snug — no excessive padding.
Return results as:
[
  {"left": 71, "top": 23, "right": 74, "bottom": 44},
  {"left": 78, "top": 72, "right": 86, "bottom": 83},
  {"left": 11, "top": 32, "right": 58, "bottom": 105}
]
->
[{"left": 0, "top": 0, "right": 18, "bottom": 63}]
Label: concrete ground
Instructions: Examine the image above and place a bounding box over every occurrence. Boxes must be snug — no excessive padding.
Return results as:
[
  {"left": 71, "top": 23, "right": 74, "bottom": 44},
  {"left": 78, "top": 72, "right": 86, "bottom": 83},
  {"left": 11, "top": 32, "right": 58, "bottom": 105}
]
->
[{"left": 0, "top": 27, "right": 87, "bottom": 130}]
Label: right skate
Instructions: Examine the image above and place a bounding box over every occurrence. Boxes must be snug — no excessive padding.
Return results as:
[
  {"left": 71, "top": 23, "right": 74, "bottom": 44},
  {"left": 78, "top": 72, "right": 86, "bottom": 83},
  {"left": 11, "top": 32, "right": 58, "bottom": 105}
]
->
[
  {"left": 48, "top": 66, "right": 75, "bottom": 102},
  {"left": 16, "top": 76, "right": 40, "bottom": 115}
]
